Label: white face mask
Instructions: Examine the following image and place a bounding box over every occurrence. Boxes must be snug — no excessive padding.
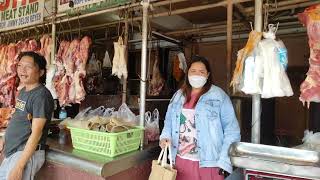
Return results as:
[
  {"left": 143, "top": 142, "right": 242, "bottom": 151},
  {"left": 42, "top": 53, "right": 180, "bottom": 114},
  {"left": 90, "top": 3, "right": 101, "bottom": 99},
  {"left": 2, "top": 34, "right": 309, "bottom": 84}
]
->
[{"left": 188, "top": 75, "right": 207, "bottom": 88}]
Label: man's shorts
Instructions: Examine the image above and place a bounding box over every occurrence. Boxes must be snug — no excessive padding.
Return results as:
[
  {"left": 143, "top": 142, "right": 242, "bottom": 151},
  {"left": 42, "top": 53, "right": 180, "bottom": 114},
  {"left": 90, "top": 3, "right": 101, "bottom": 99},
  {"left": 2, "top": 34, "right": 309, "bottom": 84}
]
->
[{"left": 0, "top": 150, "right": 45, "bottom": 180}]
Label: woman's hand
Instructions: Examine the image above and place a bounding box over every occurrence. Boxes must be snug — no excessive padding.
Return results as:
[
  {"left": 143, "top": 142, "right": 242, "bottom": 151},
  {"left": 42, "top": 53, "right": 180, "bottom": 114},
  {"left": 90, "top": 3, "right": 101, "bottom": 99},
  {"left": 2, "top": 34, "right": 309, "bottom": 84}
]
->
[
  {"left": 159, "top": 138, "right": 171, "bottom": 149},
  {"left": 8, "top": 165, "right": 23, "bottom": 180},
  {"left": 0, "top": 139, "right": 4, "bottom": 152}
]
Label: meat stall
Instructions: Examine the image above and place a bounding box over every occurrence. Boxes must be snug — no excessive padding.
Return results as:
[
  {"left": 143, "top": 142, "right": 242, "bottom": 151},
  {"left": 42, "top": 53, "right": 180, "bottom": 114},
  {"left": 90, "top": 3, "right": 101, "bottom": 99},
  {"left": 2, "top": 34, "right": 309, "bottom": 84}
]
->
[
  {"left": 0, "top": 0, "right": 319, "bottom": 179},
  {"left": 0, "top": 0, "right": 162, "bottom": 179},
  {"left": 227, "top": 1, "right": 320, "bottom": 179}
]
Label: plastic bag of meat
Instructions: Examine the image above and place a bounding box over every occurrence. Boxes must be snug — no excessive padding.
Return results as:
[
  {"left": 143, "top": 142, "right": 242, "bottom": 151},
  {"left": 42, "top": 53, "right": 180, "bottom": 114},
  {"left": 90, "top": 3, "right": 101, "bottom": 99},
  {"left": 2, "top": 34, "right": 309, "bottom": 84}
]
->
[{"left": 145, "top": 109, "right": 160, "bottom": 142}]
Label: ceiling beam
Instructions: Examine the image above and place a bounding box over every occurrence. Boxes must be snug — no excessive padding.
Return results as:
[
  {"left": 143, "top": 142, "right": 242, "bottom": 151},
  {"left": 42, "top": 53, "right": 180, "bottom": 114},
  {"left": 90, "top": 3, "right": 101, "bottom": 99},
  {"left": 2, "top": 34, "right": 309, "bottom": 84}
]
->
[
  {"left": 245, "top": 0, "right": 319, "bottom": 14},
  {"left": 1, "top": 0, "right": 253, "bottom": 37}
]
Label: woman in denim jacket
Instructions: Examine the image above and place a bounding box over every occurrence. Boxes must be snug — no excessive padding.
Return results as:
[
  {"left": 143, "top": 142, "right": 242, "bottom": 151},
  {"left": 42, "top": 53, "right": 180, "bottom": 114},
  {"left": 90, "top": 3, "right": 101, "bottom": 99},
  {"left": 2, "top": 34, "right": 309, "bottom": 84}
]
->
[{"left": 160, "top": 55, "right": 240, "bottom": 180}]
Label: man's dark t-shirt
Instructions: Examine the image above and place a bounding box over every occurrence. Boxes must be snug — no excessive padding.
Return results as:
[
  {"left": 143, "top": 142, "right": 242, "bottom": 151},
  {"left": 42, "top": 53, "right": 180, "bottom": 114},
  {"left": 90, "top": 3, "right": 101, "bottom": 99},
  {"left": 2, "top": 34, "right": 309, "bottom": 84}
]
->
[{"left": 4, "top": 85, "right": 54, "bottom": 157}]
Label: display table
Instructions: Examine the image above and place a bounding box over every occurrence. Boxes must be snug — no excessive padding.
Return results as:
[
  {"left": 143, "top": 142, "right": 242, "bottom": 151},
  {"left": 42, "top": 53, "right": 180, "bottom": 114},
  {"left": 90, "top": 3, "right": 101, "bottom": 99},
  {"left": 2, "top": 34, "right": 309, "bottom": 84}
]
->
[{"left": 34, "top": 137, "right": 160, "bottom": 180}]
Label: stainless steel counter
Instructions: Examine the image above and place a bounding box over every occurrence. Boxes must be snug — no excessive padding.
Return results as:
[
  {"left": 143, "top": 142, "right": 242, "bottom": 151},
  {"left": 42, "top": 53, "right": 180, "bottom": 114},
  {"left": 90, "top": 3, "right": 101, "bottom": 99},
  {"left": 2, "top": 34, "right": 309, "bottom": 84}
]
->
[
  {"left": 229, "top": 142, "right": 320, "bottom": 179},
  {"left": 45, "top": 137, "right": 160, "bottom": 178}
]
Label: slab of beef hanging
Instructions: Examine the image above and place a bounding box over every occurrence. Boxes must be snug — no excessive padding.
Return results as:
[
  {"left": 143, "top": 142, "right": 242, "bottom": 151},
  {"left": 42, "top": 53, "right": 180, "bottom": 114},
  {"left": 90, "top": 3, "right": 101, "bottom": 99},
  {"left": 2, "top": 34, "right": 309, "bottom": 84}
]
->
[
  {"left": 53, "top": 36, "right": 91, "bottom": 106},
  {"left": 298, "top": 5, "right": 320, "bottom": 108}
]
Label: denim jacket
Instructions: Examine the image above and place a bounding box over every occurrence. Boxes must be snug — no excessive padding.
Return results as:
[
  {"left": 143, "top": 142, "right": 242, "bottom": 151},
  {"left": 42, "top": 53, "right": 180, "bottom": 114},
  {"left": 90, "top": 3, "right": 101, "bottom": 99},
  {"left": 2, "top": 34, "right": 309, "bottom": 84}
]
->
[{"left": 160, "top": 85, "right": 240, "bottom": 173}]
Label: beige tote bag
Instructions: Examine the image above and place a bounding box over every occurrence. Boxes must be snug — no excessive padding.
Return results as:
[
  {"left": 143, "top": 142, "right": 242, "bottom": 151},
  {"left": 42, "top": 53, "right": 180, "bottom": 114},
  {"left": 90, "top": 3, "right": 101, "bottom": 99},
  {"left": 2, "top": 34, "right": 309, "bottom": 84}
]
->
[{"left": 149, "top": 144, "right": 177, "bottom": 180}]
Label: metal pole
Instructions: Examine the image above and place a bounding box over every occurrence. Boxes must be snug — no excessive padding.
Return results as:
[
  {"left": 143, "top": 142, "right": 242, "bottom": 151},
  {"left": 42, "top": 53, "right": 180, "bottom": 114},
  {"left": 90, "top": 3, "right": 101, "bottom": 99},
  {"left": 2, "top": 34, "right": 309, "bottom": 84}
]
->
[
  {"left": 252, "top": 0, "right": 263, "bottom": 144},
  {"left": 139, "top": 1, "right": 149, "bottom": 148},
  {"left": 226, "top": 0, "right": 233, "bottom": 94},
  {"left": 122, "top": 13, "right": 129, "bottom": 104},
  {"left": 51, "top": 0, "right": 57, "bottom": 65}
]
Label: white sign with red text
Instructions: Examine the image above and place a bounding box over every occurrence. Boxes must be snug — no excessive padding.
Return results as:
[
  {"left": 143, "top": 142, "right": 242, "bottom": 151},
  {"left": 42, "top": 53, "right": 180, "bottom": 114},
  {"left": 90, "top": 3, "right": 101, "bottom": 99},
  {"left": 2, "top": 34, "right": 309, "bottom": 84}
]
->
[{"left": 0, "top": 0, "right": 44, "bottom": 32}]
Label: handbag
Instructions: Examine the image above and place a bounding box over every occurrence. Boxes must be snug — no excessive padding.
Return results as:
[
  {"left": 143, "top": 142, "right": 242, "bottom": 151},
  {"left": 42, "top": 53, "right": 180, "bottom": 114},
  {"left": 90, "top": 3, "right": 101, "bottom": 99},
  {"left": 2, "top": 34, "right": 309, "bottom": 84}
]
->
[{"left": 149, "top": 144, "right": 177, "bottom": 180}]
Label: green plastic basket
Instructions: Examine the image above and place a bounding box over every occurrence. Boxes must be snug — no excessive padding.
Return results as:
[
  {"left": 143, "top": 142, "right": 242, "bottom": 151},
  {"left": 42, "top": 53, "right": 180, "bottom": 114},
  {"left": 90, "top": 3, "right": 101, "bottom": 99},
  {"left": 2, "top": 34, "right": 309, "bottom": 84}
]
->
[{"left": 68, "top": 126, "right": 143, "bottom": 157}]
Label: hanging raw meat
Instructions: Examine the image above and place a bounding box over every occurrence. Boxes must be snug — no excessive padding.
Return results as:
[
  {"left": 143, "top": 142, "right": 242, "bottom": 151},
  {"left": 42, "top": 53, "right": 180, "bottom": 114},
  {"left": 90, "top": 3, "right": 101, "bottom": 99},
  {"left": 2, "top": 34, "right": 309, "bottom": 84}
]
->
[
  {"left": 0, "top": 38, "right": 46, "bottom": 107},
  {"left": 148, "top": 50, "right": 164, "bottom": 96},
  {"left": 230, "top": 31, "right": 262, "bottom": 92},
  {"left": 74, "top": 36, "right": 91, "bottom": 103},
  {"left": 112, "top": 36, "right": 127, "bottom": 79},
  {"left": 54, "top": 36, "right": 91, "bottom": 106},
  {"left": 0, "top": 43, "right": 18, "bottom": 107},
  {"left": 39, "top": 34, "right": 52, "bottom": 64},
  {"left": 0, "top": 108, "right": 13, "bottom": 128},
  {"left": 54, "top": 41, "right": 70, "bottom": 106},
  {"left": 173, "top": 54, "right": 184, "bottom": 82},
  {"left": 298, "top": 5, "right": 320, "bottom": 107}
]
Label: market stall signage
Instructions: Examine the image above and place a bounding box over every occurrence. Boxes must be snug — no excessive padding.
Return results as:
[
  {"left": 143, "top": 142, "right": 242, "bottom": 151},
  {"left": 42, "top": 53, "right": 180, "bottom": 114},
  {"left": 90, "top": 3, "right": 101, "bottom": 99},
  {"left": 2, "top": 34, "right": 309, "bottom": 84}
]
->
[
  {"left": 0, "top": 0, "right": 44, "bottom": 32},
  {"left": 58, "top": 0, "right": 130, "bottom": 15}
]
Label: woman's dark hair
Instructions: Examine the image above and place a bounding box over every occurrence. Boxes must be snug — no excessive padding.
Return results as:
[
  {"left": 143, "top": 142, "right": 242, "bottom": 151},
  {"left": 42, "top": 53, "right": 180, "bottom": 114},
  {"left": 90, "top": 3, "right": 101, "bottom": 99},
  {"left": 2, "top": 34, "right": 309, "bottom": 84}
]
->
[
  {"left": 181, "top": 55, "right": 213, "bottom": 104},
  {"left": 18, "top": 51, "right": 47, "bottom": 84}
]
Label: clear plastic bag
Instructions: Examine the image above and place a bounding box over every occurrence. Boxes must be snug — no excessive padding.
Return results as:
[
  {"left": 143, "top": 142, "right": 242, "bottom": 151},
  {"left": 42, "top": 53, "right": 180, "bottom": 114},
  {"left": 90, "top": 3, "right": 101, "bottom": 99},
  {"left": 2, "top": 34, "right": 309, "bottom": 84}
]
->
[
  {"left": 74, "top": 107, "right": 92, "bottom": 120},
  {"left": 276, "top": 40, "right": 288, "bottom": 70},
  {"left": 145, "top": 109, "right": 160, "bottom": 142},
  {"left": 103, "top": 107, "right": 115, "bottom": 117},
  {"left": 117, "top": 103, "right": 138, "bottom": 126},
  {"left": 87, "top": 106, "right": 106, "bottom": 117},
  {"left": 302, "top": 130, "right": 320, "bottom": 145},
  {"left": 302, "top": 130, "right": 320, "bottom": 151}
]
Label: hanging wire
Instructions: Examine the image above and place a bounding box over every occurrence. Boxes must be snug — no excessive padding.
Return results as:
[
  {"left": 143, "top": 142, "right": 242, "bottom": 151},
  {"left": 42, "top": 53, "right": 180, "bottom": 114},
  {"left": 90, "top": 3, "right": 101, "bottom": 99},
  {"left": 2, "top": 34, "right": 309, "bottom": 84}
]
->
[
  {"left": 117, "top": 10, "right": 122, "bottom": 37},
  {"left": 125, "top": 9, "right": 129, "bottom": 41},
  {"left": 46, "top": 22, "right": 50, "bottom": 35},
  {"left": 169, "top": 0, "right": 172, "bottom": 16},
  {"left": 20, "top": 28, "right": 24, "bottom": 41},
  {"left": 263, "top": 0, "right": 278, "bottom": 31},
  {"left": 77, "top": 13, "right": 81, "bottom": 38},
  {"left": 130, "top": 10, "right": 134, "bottom": 39},
  {"left": 249, "top": 22, "right": 253, "bottom": 31},
  {"left": 67, "top": 15, "right": 73, "bottom": 40}
]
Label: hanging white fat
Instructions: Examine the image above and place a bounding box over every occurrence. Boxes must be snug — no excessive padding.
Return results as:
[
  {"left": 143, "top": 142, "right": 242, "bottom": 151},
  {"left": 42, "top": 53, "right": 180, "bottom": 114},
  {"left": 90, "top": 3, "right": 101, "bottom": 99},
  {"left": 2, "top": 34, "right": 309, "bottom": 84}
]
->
[
  {"left": 177, "top": 52, "right": 187, "bottom": 73},
  {"left": 46, "top": 64, "right": 57, "bottom": 99},
  {"left": 112, "top": 36, "right": 127, "bottom": 79},
  {"left": 102, "top": 50, "right": 112, "bottom": 68}
]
